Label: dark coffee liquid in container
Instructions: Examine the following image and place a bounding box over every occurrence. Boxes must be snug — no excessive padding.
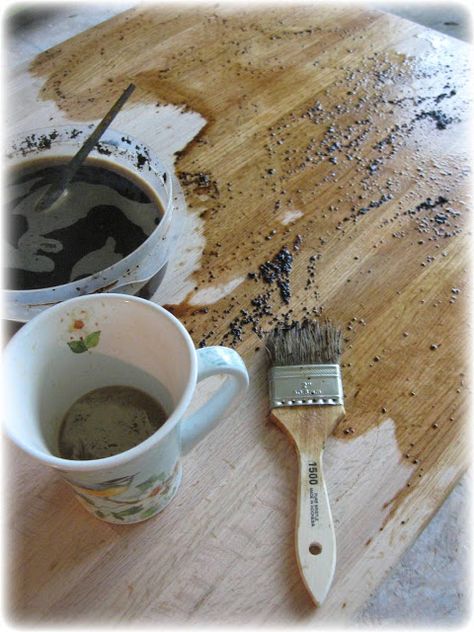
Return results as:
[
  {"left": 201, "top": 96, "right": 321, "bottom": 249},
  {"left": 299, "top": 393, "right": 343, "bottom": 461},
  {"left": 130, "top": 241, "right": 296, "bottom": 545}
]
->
[{"left": 5, "top": 157, "right": 164, "bottom": 291}]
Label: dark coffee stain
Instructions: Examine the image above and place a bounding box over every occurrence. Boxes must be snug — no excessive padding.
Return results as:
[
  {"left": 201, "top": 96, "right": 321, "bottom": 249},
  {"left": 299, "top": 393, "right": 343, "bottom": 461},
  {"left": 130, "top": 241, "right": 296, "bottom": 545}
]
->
[
  {"left": 163, "top": 291, "right": 196, "bottom": 320},
  {"left": 380, "top": 486, "right": 412, "bottom": 531}
]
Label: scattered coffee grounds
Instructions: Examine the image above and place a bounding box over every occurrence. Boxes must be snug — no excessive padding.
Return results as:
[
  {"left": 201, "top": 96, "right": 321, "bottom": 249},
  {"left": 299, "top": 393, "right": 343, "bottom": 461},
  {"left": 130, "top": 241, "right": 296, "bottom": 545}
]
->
[
  {"left": 10, "top": 130, "right": 59, "bottom": 155},
  {"left": 414, "top": 109, "right": 456, "bottom": 130},
  {"left": 178, "top": 171, "right": 220, "bottom": 200},
  {"left": 259, "top": 246, "right": 293, "bottom": 304},
  {"left": 403, "top": 196, "right": 462, "bottom": 239},
  {"left": 164, "top": 44, "right": 467, "bottom": 358}
]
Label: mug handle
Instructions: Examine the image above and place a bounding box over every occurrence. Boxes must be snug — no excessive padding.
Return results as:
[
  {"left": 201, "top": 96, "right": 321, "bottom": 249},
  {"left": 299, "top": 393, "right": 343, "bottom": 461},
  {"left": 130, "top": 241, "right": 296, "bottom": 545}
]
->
[{"left": 180, "top": 346, "right": 249, "bottom": 455}]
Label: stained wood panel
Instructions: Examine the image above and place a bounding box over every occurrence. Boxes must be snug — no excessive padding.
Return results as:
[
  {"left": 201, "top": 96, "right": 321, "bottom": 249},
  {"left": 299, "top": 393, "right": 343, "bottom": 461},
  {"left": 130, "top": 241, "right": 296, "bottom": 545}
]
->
[{"left": 5, "top": 5, "right": 470, "bottom": 624}]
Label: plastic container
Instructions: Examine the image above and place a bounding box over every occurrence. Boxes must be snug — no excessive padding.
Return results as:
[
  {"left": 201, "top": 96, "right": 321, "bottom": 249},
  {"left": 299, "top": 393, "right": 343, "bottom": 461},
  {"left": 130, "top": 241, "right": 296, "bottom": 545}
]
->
[{"left": 4, "top": 125, "right": 173, "bottom": 322}]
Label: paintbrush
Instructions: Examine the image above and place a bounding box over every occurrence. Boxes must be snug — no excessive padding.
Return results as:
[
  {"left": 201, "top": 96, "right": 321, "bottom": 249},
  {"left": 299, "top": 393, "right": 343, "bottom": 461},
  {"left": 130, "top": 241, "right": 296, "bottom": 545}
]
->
[{"left": 265, "top": 319, "right": 345, "bottom": 607}]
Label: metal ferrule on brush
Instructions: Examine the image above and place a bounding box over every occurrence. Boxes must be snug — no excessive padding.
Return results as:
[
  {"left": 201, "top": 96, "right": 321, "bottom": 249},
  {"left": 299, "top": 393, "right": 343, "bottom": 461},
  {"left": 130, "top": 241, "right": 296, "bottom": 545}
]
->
[{"left": 270, "top": 364, "right": 344, "bottom": 407}]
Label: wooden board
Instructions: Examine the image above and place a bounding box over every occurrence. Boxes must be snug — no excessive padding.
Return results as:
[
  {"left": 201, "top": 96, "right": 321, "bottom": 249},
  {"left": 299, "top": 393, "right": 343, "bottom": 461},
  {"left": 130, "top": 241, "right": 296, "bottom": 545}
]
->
[{"left": 5, "top": 5, "right": 470, "bottom": 624}]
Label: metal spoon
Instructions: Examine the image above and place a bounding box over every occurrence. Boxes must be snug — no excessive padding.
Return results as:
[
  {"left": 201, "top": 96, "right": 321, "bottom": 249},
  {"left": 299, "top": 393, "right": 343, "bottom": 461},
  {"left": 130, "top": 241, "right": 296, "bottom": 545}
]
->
[{"left": 35, "top": 83, "right": 136, "bottom": 213}]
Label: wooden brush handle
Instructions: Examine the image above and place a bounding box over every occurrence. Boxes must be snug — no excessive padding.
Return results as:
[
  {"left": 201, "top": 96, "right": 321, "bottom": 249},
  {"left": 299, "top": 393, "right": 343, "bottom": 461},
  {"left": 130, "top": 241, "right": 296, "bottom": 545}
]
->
[{"left": 271, "top": 406, "right": 345, "bottom": 607}]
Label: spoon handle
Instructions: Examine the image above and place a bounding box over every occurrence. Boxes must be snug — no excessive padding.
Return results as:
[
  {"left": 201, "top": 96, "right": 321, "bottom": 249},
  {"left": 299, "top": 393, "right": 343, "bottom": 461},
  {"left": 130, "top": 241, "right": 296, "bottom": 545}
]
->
[{"left": 36, "top": 83, "right": 136, "bottom": 212}]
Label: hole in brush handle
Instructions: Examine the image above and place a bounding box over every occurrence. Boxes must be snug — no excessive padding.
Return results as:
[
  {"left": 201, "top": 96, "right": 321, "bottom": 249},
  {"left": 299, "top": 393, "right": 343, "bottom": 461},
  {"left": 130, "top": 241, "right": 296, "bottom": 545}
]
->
[{"left": 309, "top": 542, "right": 322, "bottom": 555}]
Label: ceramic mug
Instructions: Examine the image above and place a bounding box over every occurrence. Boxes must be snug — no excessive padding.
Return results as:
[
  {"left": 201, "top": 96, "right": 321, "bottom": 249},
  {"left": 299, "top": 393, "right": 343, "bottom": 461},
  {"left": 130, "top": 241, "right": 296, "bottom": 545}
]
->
[{"left": 3, "top": 294, "right": 249, "bottom": 524}]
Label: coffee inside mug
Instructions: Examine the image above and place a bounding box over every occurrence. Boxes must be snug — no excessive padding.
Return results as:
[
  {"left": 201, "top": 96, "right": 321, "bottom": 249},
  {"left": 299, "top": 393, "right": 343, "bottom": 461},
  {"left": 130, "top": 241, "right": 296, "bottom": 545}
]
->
[{"left": 57, "top": 384, "right": 169, "bottom": 460}]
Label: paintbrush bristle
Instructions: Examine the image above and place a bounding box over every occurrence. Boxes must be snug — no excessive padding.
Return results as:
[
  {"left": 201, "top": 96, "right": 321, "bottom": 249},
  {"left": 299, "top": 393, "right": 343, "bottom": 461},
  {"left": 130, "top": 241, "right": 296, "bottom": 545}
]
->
[{"left": 265, "top": 319, "right": 343, "bottom": 366}]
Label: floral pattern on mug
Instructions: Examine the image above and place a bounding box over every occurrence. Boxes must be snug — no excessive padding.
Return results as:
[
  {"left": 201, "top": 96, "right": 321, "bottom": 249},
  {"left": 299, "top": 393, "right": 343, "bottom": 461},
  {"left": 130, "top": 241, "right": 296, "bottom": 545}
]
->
[
  {"left": 64, "top": 309, "right": 103, "bottom": 353},
  {"left": 67, "top": 474, "right": 136, "bottom": 498},
  {"left": 67, "top": 461, "right": 181, "bottom": 524}
]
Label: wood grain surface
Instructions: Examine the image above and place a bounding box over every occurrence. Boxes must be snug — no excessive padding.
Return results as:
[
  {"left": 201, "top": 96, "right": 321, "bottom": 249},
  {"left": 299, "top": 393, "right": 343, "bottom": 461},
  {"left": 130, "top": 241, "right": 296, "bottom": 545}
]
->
[{"left": 5, "top": 4, "right": 471, "bottom": 625}]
